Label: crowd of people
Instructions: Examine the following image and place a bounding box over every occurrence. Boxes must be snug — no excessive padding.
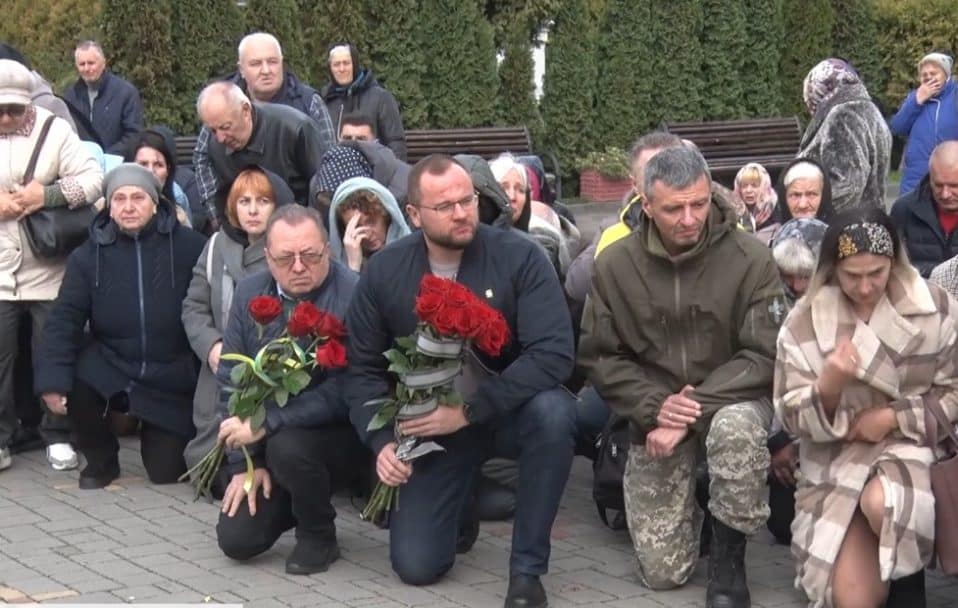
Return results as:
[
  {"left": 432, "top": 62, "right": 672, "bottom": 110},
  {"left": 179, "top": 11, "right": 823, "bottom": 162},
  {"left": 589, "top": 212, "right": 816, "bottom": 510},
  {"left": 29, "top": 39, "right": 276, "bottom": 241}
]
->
[{"left": 0, "top": 30, "right": 957, "bottom": 608}]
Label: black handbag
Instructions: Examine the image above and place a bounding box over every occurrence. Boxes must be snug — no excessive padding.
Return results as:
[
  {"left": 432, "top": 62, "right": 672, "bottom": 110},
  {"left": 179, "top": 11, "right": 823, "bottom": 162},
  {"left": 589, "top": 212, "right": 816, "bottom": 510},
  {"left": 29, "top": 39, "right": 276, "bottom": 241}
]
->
[{"left": 20, "top": 115, "right": 96, "bottom": 258}]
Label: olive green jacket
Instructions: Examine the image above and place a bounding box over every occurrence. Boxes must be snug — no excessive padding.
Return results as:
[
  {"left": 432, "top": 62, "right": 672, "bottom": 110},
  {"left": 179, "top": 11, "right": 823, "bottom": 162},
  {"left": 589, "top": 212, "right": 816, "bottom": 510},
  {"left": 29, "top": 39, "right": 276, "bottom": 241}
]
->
[{"left": 578, "top": 191, "right": 786, "bottom": 444}]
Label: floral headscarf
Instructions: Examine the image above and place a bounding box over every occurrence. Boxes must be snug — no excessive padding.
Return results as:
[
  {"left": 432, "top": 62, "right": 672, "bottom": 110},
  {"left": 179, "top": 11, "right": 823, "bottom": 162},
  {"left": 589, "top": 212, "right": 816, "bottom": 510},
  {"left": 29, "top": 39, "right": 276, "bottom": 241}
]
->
[{"left": 802, "top": 58, "right": 861, "bottom": 115}]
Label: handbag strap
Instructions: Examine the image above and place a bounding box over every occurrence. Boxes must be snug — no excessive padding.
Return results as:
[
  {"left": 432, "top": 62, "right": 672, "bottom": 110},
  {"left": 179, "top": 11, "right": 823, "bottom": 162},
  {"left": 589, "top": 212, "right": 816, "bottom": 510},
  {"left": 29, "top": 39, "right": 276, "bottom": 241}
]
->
[
  {"left": 23, "top": 115, "right": 57, "bottom": 186},
  {"left": 927, "top": 396, "right": 958, "bottom": 450}
]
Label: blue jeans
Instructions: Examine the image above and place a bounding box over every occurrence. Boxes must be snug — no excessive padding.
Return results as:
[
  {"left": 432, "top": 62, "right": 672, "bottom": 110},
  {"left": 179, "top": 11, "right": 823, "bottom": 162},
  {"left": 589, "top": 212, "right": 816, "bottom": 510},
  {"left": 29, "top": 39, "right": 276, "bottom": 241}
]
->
[
  {"left": 388, "top": 387, "right": 576, "bottom": 585},
  {"left": 576, "top": 385, "right": 611, "bottom": 439}
]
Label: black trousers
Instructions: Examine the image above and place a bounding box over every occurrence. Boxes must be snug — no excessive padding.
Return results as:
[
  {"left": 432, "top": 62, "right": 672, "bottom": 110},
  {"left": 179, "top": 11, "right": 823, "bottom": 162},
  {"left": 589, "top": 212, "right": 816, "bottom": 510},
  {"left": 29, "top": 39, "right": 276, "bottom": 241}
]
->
[
  {"left": 67, "top": 379, "right": 187, "bottom": 483},
  {"left": 216, "top": 425, "right": 367, "bottom": 561}
]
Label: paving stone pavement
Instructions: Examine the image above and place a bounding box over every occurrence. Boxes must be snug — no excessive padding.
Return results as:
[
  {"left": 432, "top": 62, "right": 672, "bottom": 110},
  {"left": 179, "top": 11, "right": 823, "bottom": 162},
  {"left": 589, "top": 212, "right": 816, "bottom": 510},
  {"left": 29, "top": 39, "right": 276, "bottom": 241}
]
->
[{"left": 2, "top": 439, "right": 957, "bottom": 607}]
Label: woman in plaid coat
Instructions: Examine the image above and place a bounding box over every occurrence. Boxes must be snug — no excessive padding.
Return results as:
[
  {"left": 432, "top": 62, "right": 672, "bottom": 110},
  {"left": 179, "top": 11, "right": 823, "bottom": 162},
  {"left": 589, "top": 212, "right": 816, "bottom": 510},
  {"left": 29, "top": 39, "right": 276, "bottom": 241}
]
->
[{"left": 774, "top": 209, "right": 958, "bottom": 607}]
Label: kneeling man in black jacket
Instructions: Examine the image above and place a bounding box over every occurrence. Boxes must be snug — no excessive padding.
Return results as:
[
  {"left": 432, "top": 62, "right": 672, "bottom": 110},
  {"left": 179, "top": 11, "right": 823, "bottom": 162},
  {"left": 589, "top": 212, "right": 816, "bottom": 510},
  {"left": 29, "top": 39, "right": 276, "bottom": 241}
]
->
[
  {"left": 214, "top": 205, "right": 364, "bottom": 575},
  {"left": 346, "top": 154, "right": 576, "bottom": 608}
]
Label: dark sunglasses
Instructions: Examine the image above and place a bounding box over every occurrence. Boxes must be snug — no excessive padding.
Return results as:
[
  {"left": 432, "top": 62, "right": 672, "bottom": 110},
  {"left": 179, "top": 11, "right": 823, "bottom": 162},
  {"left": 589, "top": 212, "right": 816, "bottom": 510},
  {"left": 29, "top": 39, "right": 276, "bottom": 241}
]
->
[{"left": 0, "top": 104, "right": 27, "bottom": 118}]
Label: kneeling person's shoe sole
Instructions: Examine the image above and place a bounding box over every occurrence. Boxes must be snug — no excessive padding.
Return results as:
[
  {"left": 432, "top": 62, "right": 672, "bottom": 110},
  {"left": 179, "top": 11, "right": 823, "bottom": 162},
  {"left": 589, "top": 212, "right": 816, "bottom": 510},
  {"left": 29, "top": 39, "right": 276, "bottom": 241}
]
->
[{"left": 285, "top": 540, "right": 341, "bottom": 575}]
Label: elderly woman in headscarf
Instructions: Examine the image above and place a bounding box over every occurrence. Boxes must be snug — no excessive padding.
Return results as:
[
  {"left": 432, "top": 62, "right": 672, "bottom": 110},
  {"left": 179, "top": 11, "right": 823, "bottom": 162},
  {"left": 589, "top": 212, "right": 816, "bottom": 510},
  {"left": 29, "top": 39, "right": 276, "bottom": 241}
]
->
[
  {"left": 734, "top": 162, "right": 779, "bottom": 243},
  {"left": 774, "top": 207, "right": 956, "bottom": 607},
  {"left": 35, "top": 164, "right": 206, "bottom": 489},
  {"left": 798, "top": 58, "right": 892, "bottom": 216}
]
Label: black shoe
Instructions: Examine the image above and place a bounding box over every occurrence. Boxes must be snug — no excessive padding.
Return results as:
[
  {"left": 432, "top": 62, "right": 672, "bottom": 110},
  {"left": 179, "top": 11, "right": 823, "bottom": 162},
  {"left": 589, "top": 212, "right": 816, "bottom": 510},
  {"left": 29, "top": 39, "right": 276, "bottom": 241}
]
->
[
  {"left": 285, "top": 538, "right": 341, "bottom": 575},
  {"left": 706, "top": 520, "right": 750, "bottom": 608},
  {"left": 504, "top": 574, "right": 547, "bottom": 608},
  {"left": 9, "top": 425, "right": 43, "bottom": 454},
  {"left": 78, "top": 460, "right": 120, "bottom": 490}
]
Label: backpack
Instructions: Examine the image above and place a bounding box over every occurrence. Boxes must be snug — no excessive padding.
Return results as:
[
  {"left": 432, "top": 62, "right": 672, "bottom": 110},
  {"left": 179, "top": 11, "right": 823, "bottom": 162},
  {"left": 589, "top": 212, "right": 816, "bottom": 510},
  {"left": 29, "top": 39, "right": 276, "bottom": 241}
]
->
[{"left": 592, "top": 413, "right": 631, "bottom": 530}]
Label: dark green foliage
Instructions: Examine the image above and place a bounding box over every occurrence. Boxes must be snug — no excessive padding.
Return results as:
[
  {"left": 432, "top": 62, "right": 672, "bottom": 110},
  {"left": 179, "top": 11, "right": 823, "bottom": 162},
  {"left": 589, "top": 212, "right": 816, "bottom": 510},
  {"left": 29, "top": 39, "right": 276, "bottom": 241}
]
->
[
  {"left": 363, "top": 0, "right": 428, "bottom": 129},
  {"left": 0, "top": 0, "right": 103, "bottom": 92},
  {"left": 244, "top": 0, "right": 308, "bottom": 78},
  {"left": 169, "top": 0, "right": 244, "bottom": 133},
  {"left": 872, "top": 0, "right": 958, "bottom": 113},
  {"left": 418, "top": 0, "right": 498, "bottom": 128},
  {"left": 741, "top": 0, "right": 785, "bottom": 117},
  {"left": 540, "top": 0, "right": 597, "bottom": 180},
  {"left": 700, "top": 0, "right": 747, "bottom": 120},
  {"left": 299, "top": 0, "right": 369, "bottom": 88},
  {"left": 831, "top": 0, "right": 885, "bottom": 109},
  {"left": 648, "top": 0, "right": 705, "bottom": 123},
  {"left": 779, "top": 0, "right": 835, "bottom": 116},
  {"left": 496, "top": 20, "right": 543, "bottom": 140},
  {"left": 592, "top": 0, "right": 654, "bottom": 147},
  {"left": 101, "top": 0, "right": 178, "bottom": 128}
]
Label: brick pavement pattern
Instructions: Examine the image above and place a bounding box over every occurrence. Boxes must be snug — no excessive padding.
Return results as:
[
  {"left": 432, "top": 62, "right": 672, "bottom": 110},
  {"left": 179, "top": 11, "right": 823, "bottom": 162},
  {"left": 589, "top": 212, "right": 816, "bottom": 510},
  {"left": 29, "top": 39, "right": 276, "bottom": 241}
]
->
[{"left": 1, "top": 439, "right": 956, "bottom": 607}]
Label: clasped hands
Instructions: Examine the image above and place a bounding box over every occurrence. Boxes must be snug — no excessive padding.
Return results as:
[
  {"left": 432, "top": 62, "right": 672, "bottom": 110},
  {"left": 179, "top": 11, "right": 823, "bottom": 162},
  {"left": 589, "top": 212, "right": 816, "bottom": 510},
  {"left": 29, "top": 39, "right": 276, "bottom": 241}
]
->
[
  {"left": 376, "top": 403, "right": 469, "bottom": 488},
  {"left": 0, "top": 181, "right": 45, "bottom": 221},
  {"left": 647, "top": 385, "right": 699, "bottom": 459},
  {"left": 817, "top": 340, "right": 896, "bottom": 442}
]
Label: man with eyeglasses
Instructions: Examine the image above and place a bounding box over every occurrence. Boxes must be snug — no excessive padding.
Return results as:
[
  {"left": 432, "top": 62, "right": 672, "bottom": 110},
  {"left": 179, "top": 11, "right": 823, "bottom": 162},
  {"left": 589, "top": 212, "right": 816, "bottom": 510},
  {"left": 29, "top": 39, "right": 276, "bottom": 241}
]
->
[
  {"left": 346, "top": 154, "right": 576, "bottom": 607},
  {"left": 213, "top": 204, "right": 365, "bottom": 576}
]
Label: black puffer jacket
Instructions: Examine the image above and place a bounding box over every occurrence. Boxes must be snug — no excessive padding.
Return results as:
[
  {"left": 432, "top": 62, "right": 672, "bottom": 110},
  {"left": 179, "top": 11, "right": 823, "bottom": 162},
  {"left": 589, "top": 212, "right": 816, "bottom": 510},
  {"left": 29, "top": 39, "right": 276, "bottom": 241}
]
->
[
  {"left": 455, "top": 154, "right": 514, "bottom": 228},
  {"left": 890, "top": 175, "right": 958, "bottom": 278},
  {"left": 322, "top": 68, "right": 406, "bottom": 160},
  {"left": 35, "top": 199, "right": 207, "bottom": 438}
]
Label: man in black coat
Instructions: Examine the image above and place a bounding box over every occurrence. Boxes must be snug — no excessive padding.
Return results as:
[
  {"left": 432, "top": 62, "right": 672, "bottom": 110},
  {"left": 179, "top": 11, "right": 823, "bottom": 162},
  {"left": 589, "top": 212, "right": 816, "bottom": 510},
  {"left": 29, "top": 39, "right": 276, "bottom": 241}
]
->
[
  {"left": 890, "top": 140, "right": 958, "bottom": 277},
  {"left": 345, "top": 155, "right": 576, "bottom": 608},
  {"left": 194, "top": 32, "right": 335, "bottom": 224},
  {"left": 214, "top": 205, "right": 363, "bottom": 576},
  {"left": 196, "top": 82, "right": 324, "bottom": 221},
  {"left": 63, "top": 40, "right": 143, "bottom": 155}
]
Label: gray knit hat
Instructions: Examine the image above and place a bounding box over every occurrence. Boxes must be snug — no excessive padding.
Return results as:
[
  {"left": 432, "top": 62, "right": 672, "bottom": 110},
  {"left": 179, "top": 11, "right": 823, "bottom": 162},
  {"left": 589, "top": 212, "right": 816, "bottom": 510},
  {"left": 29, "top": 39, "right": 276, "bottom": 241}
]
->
[
  {"left": 0, "top": 59, "right": 32, "bottom": 106},
  {"left": 919, "top": 53, "right": 953, "bottom": 78},
  {"left": 103, "top": 163, "right": 161, "bottom": 205}
]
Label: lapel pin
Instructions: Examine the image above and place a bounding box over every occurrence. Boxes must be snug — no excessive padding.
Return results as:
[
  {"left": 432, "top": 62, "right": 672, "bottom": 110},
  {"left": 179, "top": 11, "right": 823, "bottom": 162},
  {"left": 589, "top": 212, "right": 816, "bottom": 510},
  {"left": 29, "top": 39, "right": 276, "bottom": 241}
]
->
[{"left": 485, "top": 289, "right": 494, "bottom": 299}]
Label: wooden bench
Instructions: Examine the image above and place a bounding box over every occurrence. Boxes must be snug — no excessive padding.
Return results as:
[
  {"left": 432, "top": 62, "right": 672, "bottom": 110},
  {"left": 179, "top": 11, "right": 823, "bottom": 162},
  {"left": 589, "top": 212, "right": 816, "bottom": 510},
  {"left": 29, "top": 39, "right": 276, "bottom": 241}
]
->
[
  {"left": 662, "top": 117, "right": 802, "bottom": 186},
  {"left": 176, "top": 126, "right": 563, "bottom": 195}
]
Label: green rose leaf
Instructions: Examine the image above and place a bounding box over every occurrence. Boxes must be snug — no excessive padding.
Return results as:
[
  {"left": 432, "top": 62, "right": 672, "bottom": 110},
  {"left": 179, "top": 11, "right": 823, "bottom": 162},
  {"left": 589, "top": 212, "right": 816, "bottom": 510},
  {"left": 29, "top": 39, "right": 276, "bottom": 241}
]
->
[
  {"left": 274, "top": 388, "right": 289, "bottom": 408},
  {"left": 229, "top": 361, "right": 249, "bottom": 385},
  {"left": 367, "top": 402, "right": 399, "bottom": 431},
  {"left": 249, "top": 405, "right": 266, "bottom": 431}
]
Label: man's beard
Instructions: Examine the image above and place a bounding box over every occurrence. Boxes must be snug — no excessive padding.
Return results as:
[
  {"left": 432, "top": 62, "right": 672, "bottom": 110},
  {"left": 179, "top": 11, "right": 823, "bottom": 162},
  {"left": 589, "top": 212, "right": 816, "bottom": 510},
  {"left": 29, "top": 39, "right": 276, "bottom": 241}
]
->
[{"left": 425, "top": 223, "right": 476, "bottom": 251}]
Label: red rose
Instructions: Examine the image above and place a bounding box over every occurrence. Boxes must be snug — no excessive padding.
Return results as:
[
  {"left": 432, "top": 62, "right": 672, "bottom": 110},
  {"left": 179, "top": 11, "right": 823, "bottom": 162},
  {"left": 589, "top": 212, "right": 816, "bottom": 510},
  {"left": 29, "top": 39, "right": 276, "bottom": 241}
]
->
[
  {"left": 454, "top": 304, "right": 482, "bottom": 338},
  {"left": 431, "top": 305, "right": 459, "bottom": 336},
  {"left": 415, "top": 292, "right": 445, "bottom": 323},
  {"left": 420, "top": 274, "right": 451, "bottom": 296},
  {"left": 314, "top": 312, "right": 346, "bottom": 340},
  {"left": 248, "top": 295, "right": 282, "bottom": 326},
  {"left": 287, "top": 302, "right": 322, "bottom": 338},
  {"left": 446, "top": 283, "right": 474, "bottom": 311},
  {"left": 475, "top": 309, "right": 510, "bottom": 357},
  {"left": 316, "top": 339, "right": 348, "bottom": 368}
]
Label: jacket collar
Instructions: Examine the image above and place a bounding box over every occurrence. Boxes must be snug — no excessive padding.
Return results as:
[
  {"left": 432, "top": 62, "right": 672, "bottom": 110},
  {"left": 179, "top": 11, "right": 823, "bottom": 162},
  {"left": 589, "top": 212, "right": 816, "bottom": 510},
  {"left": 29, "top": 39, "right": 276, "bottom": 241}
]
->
[
  {"left": 638, "top": 186, "right": 734, "bottom": 263},
  {"left": 907, "top": 176, "right": 948, "bottom": 240},
  {"left": 810, "top": 264, "right": 935, "bottom": 394}
]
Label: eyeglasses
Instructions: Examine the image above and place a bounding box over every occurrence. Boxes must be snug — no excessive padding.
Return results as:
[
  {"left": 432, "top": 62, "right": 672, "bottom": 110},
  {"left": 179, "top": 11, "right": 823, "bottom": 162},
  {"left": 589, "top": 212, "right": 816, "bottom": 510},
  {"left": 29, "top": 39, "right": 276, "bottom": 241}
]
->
[
  {"left": 418, "top": 192, "right": 479, "bottom": 216},
  {"left": 267, "top": 245, "right": 328, "bottom": 269},
  {"left": 0, "top": 105, "right": 27, "bottom": 118}
]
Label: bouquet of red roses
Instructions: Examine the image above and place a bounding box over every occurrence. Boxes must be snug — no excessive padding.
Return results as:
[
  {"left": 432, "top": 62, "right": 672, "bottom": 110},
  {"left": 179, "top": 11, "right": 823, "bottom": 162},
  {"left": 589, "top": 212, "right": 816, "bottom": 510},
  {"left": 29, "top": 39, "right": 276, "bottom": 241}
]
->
[
  {"left": 181, "top": 296, "right": 348, "bottom": 499},
  {"left": 361, "top": 275, "right": 510, "bottom": 524}
]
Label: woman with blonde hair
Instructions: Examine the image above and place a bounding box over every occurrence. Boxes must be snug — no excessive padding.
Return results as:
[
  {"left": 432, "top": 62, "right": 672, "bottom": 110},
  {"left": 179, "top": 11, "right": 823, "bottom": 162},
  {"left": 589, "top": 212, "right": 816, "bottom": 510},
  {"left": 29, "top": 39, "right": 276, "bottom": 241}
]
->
[
  {"left": 774, "top": 207, "right": 956, "bottom": 607},
  {"left": 734, "top": 162, "right": 779, "bottom": 241}
]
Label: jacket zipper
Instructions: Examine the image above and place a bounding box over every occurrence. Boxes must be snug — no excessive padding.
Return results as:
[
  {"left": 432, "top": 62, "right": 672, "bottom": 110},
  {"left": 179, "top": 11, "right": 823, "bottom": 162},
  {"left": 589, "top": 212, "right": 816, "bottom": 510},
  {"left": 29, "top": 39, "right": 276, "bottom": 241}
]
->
[
  {"left": 135, "top": 238, "right": 147, "bottom": 379},
  {"left": 674, "top": 271, "right": 688, "bottom": 382}
]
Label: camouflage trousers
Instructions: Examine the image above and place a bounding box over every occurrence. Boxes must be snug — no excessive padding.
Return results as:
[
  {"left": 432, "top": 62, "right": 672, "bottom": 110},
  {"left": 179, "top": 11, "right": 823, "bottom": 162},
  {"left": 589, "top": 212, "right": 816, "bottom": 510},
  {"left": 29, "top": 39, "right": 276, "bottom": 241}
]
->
[{"left": 622, "top": 399, "right": 772, "bottom": 590}]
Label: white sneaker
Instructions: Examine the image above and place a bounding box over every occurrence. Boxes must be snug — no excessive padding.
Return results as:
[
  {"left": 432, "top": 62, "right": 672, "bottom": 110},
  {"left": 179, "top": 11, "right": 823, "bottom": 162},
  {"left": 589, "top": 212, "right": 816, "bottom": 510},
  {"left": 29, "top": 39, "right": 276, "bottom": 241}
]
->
[
  {"left": 46, "top": 443, "right": 78, "bottom": 471},
  {"left": 0, "top": 447, "right": 10, "bottom": 471}
]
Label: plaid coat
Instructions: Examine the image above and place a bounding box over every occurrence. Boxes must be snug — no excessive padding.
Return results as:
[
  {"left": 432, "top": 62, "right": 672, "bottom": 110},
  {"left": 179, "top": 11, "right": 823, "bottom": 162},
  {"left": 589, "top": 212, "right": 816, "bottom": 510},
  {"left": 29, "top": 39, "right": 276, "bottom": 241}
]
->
[{"left": 774, "top": 265, "right": 958, "bottom": 607}]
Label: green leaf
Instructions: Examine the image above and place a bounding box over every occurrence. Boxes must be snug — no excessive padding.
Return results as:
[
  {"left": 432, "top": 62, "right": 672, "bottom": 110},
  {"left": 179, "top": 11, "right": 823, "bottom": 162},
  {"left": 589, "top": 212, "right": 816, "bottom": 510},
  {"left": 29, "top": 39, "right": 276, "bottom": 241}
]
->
[
  {"left": 395, "top": 335, "right": 416, "bottom": 352},
  {"left": 367, "top": 402, "right": 399, "bottom": 431},
  {"left": 274, "top": 388, "right": 289, "bottom": 408},
  {"left": 387, "top": 362, "right": 410, "bottom": 375},
  {"left": 229, "top": 361, "right": 248, "bottom": 385},
  {"left": 443, "top": 391, "right": 464, "bottom": 406},
  {"left": 221, "top": 353, "right": 255, "bottom": 365},
  {"left": 227, "top": 392, "right": 239, "bottom": 413},
  {"left": 290, "top": 369, "right": 312, "bottom": 393},
  {"left": 364, "top": 397, "right": 394, "bottom": 408},
  {"left": 249, "top": 405, "right": 266, "bottom": 431},
  {"left": 233, "top": 396, "right": 258, "bottom": 420}
]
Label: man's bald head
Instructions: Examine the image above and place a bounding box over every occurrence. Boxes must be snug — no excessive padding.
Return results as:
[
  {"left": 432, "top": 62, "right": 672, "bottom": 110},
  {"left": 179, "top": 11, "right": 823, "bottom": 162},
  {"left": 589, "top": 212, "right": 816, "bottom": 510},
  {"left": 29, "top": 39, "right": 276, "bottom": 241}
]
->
[
  {"left": 930, "top": 141, "right": 958, "bottom": 212},
  {"left": 197, "top": 82, "right": 254, "bottom": 151}
]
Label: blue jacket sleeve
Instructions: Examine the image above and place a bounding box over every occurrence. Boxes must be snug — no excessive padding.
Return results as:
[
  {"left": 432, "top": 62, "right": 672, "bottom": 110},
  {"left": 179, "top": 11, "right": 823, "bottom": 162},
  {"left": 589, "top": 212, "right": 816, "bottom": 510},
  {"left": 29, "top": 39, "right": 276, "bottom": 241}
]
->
[
  {"left": 466, "top": 246, "right": 575, "bottom": 423},
  {"left": 889, "top": 91, "right": 922, "bottom": 137},
  {"left": 216, "top": 287, "right": 267, "bottom": 474},
  {"left": 344, "top": 268, "right": 395, "bottom": 456},
  {"left": 34, "top": 251, "right": 92, "bottom": 395},
  {"left": 106, "top": 86, "right": 144, "bottom": 155}
]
